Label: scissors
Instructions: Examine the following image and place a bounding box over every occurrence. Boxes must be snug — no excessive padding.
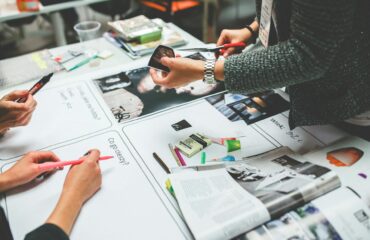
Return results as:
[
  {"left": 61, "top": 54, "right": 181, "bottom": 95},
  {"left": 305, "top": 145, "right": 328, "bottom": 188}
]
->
[{"left": 178, "top": 42, "right": 247, "bottom": 56}]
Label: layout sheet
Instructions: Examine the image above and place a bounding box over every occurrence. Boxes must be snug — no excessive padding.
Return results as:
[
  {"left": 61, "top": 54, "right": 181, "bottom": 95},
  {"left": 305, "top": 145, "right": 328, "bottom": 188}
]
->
[
  {"left": 1, "top": 131, "right": 191, "bottom": 240},
  {"left": 122, "top": 100, "right": 346, "bottom": 185},
  {"left": 0, "top": 81, "right": 112, "bottom": 160}
]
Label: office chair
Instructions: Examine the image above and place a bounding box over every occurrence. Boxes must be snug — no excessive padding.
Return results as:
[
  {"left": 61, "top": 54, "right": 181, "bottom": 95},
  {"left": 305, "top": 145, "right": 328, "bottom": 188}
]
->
[{"left": 90, "top": 0, "right": 133, "bottom": 19}]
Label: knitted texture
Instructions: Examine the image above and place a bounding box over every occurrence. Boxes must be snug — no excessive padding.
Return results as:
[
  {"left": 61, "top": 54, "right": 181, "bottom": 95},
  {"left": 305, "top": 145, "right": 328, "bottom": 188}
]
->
[{"left": 224, "top": 0, "right": 370, "bottom": 129}]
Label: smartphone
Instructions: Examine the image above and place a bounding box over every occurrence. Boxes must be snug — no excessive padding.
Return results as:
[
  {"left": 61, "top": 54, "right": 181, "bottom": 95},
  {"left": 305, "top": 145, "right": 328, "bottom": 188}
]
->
[{"left": 148, "top": 45, "right": 175, "bottom": 72}]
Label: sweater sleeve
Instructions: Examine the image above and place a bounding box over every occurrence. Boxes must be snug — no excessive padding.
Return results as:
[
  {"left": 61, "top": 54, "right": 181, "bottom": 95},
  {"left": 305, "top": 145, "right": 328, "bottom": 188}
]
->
[
  {"left": 25, "top": 224, "right": 69, "bottom": 240},
  {"left": 224, "top": 0, "right": 356, "bottom": 93}
]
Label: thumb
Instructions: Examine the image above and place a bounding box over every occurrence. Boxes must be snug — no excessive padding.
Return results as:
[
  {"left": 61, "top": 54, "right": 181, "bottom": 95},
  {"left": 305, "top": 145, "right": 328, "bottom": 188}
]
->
[
  {"left": 2, "top": 90, "right": 29, "bottom": 101},
  {"left": 223, "top": 47, "right": 236, "bottom": 57},
  {"left": 85, "top": 149, "right": 101, "bottom": 163},
  {"left": 160, "top": 57, "right": 173, "bottom": 67}
]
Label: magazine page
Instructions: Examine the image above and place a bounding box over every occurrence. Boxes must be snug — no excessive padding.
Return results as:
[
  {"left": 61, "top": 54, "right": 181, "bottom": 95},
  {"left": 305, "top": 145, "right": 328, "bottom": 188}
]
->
[
  {"left": 242, "top": 187, "right": 370, "bottom": 240},
  {"left": 169, "top": 151, "right": 341, "bottom": 240},
  {"left": 169, "top": 169, "right": 270, "bottom": 240},
  {"left": 224, "top": 154, "right": 340, "bottom": 218},
  {"left": 303, "top": 136, "right": 370, "bottom": 205}
]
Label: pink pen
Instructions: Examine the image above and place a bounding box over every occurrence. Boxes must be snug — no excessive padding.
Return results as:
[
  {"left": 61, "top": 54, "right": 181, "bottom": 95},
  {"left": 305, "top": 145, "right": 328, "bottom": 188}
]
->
[
  {"left": 174, "top": 148, "right": 187, "bottom": 166},
  {"left": 38, "top": 156, "right": 114, "bottom": 171}
]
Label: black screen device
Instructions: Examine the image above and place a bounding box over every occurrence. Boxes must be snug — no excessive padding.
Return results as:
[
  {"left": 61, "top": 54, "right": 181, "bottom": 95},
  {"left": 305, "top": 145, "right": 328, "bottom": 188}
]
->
[{"left": 148, "top": 45, "right": 175, "bottom": 72}]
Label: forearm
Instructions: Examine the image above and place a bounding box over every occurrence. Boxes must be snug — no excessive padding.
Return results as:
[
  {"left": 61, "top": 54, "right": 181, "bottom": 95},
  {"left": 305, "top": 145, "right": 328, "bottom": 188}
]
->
[
  {"left": 223, "top": 0, "right": 355, "bottom": 93},
  {"left": 46, "top": 193, "right": 83, "bottom": 235}
]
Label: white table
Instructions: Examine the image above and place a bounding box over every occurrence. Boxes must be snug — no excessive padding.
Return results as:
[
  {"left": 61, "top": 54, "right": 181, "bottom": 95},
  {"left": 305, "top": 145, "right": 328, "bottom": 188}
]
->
[
  {"left": 0, "top": 0, "right": 109, "bottom": 46},
  {"left": 48, "top": 22, "right": 205, "bottom": 82}
]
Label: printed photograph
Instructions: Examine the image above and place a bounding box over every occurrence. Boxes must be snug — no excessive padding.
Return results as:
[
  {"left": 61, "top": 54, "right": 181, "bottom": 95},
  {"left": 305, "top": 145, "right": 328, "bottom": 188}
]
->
[
  {"left": 93, "top": 65, "right": 225, "bottom": 123},
  {"left": 226, "top": 155, "right": 336, "bottom": 218},
  {"left": 326, "top": 147, "right": 364, "bottom": 167},
  {"left": 205, "top": 90, "right": 290, "bottom": 124},
  {"left": 243, "top": 203, "right": 341, "bottom": 240}
]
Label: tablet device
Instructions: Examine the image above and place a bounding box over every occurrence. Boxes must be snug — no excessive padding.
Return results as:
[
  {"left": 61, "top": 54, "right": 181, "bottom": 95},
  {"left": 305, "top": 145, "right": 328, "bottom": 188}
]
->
[{"left": 148, "top": 45, "right": 175, "bottom": 72}]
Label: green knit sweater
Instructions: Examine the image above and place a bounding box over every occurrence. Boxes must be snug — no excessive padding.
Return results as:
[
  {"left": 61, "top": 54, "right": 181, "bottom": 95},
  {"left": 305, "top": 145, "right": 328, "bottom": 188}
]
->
[{"left": 224, "top": 0, "right": 370, "bottom": 129}]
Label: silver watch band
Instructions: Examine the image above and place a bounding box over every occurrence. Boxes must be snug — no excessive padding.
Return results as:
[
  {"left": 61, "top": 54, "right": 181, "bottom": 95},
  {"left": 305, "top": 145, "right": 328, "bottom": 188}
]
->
[{"left": 203, "top": 59, "right": 217, "bottom": 84}]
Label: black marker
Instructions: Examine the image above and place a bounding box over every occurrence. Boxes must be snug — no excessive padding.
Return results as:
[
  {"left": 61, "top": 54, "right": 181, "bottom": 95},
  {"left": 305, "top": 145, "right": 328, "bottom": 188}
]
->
[
  {"left": 153, "top": 152, "right": 170, "bottom": 174},
  {"left": 17, "top": 73, "right": 53, "bottom": 103}
]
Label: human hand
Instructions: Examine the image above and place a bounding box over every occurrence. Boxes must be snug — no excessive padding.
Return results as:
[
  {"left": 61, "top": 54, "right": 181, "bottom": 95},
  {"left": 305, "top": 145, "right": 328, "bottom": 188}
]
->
[
  {"left": 0, "top": 151, "right": 60, "bottom": 191},
  {"left": 150, "top": 57, "right": 205, "bottom": 89},
  {"left": 0, "top": 90, "right": 37, "bottom": 134},
  {"left": 61, "top": 149, "right": 102, "bottom": 205},
  {"left": 216, "top": 28, "right": 251, "bottom": 57},
  {"left": 45, "top": 149, "right": 102, "bottom": 235}
]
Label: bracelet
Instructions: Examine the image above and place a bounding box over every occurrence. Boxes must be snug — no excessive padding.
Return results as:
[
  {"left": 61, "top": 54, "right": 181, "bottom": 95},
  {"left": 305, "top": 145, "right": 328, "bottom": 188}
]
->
[
  {"left": 245, "top": 25, "right": 257, "bottom": 44},
  {"left": 203, "top": 59, "right": 217, "bottom": 84}
]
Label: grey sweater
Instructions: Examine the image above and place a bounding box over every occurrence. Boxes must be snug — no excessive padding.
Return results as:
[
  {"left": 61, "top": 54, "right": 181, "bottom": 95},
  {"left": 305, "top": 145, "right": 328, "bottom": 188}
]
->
[{"left": 224, "top": 0, "right": 370, "bottom": 129}]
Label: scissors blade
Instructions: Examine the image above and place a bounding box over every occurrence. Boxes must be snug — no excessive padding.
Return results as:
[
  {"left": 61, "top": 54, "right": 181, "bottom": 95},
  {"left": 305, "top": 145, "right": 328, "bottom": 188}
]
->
[{"left": 177, "top": 47, "right": 219, "bottom": 52}]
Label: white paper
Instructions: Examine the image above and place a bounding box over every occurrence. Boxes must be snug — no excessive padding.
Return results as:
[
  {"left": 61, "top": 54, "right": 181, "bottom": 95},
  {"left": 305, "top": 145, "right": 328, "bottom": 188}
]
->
[
  {"left": 253, "top": 111, "right": 346, "bottom": 154},
  {"left": 0, "top": 81, "right": 112, "bottom": 160},
  {"left": 2, "top": 131, "right": 191, "bottom": 240}
]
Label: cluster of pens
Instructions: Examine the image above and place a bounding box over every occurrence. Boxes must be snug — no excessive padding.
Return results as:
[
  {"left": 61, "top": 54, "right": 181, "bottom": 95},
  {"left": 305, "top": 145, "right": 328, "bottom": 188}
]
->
[{"left": 152, "top": 144, "right": 187, "bottom": 174}]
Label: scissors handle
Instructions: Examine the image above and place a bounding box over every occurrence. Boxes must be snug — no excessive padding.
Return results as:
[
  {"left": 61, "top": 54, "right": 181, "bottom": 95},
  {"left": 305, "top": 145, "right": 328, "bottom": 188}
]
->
[{"left": 223, "top": 42, "right": 247, "bottom": 49}]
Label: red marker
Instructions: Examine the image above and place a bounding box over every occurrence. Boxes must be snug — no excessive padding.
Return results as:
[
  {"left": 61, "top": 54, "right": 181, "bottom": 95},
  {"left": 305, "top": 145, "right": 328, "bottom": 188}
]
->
[
  {"left": 38, "top": 155, "right": 114, "bottom": 171},
  {"left": 17, "top": 73, "right": 53, "bottom": 103}
]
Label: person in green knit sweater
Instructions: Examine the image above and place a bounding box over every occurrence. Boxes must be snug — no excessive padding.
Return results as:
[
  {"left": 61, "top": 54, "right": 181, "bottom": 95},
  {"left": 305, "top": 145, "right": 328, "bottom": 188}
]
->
[{"left": 150, "top": 0, "right": 370, "bottom": 140}]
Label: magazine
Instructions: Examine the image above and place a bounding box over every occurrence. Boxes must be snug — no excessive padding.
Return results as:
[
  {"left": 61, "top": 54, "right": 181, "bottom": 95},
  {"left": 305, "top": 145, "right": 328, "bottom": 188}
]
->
[
  {"left": 168, "top": 148, "right": 340, "bottom": 240},
  {"left": 108, "top": 15, "right": 162, "bottom": 42},
  {"left": 242, "top": 187, "right": 370, "bottom": 240}
]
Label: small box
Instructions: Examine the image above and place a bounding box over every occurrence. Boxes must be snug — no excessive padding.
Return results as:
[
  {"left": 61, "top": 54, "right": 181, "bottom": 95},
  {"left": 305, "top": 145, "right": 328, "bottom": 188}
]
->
[{"left": 175, "top": 133, "right": 212, "bottom": 158}]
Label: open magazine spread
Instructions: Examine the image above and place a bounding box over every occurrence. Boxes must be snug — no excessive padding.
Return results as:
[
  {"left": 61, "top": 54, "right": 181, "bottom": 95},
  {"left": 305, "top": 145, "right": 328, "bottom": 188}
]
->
[{"left": 168, "top": 149, "right": 341, "bottom": 240}]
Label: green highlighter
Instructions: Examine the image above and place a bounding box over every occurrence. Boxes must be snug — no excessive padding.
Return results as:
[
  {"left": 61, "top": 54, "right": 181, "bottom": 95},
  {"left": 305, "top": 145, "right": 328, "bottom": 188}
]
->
[{"left": 201, "top": 152, "right": 206, "bottom": 164}]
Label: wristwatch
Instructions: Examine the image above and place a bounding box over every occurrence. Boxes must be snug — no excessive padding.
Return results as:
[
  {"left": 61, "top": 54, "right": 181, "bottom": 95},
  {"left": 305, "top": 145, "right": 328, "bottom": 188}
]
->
[{"left": 203, "top": 59, "right": 217, "bottom": 84}]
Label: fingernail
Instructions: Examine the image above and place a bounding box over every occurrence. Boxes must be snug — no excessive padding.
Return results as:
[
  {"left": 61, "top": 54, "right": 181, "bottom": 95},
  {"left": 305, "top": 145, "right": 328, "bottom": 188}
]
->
[{"left": 84, "top": 151, "right": 91, "bottom": 156}]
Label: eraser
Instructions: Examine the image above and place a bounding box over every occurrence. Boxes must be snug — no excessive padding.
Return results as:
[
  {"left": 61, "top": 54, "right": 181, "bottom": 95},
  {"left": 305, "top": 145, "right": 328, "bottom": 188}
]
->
[{"left": 98, "top": 50, "right": 113, "bottom": 59}]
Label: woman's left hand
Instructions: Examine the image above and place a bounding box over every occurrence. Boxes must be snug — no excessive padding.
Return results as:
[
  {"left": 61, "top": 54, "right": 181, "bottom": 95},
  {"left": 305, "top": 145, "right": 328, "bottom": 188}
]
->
[{"left": 150, "top": 57, "right": 205, "bottom": 88}]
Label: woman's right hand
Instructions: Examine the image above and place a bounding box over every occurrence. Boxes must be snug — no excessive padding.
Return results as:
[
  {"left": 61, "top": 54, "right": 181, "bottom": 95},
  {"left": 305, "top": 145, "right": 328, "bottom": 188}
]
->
[
  {"left": 61, "top": 149, "right": 102, "bottom": 205},
  {"left": 216, "top": 28, "right": 252, "bottom": 57},
  {"left": 0, "top": 90, "right": 37, "bottom": 135},
  {"left": 46, "top": 149, "right": 102, "bottom": 235}
]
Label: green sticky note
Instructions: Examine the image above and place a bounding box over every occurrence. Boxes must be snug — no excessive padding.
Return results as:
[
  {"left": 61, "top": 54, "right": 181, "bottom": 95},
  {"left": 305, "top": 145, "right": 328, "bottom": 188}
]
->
[{"left": 226, "top": 140, "right": 241, "bottom": 152}]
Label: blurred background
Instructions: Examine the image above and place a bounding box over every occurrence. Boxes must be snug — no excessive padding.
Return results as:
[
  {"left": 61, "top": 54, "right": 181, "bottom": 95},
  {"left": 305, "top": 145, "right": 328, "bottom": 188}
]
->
[{"left": 0, "top": 0, "right": 256, "bottom": 59}]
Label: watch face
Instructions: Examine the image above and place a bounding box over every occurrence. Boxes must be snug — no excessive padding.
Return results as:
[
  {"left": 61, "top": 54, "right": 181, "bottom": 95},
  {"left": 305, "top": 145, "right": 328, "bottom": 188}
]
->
[{"left": 148, "top": 45, "right": 175, "bottom": 72}]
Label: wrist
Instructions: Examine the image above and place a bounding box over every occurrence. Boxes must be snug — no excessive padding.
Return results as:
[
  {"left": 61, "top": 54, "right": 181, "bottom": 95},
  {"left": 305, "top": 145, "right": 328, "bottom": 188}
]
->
[
  {"left": 61, "top": 189, "right": 85, "bottom": 207},
  {"left": 46, "top": 192, "right": 83, "bottom": 235},
  {"left": 0, "top": 171, "right": 17, "bottom": 192},
  {"left": 196, "top": 60, "right": 206, "bottom": 80},
  {"left": 244, "top": 25, "right": 258, "bottom": 44},
  {"left": 214, "top": 60, "right": 225, "bottom": 81}
]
